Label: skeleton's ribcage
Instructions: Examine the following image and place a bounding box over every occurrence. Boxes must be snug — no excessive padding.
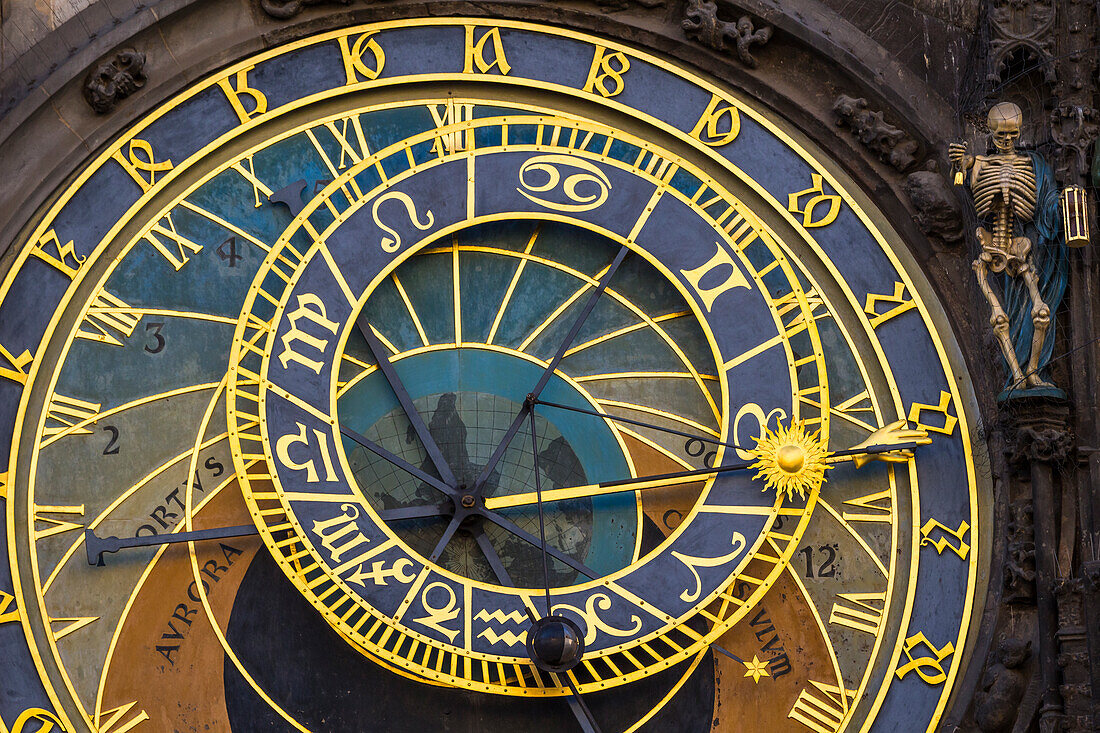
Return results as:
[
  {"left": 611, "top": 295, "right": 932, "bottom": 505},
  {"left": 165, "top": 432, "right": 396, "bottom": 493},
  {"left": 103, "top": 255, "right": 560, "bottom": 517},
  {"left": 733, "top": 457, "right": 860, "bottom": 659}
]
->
[{"left": 972, "top": 157, "right": 1037, "bottom": 223}]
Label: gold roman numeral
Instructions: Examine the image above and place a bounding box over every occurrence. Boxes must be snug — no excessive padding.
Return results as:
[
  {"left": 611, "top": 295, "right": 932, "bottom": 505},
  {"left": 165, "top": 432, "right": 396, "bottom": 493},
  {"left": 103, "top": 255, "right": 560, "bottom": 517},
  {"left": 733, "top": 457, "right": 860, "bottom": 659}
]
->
[
  {"left": 325, "top": 114, "right": 372, "bottom": 170},
  {"left": 42, "top": 394, "right": 102, "bottom": 439},
  {"left": 96, "top": 701, "right": 150, "bottom": 733},
  {"left": 229, "top": 155, "right": 274, "bottom": 208},
  {"left": 770, "top": 288, "right": 827, "bottom": 338},
  {"left": 50, "top": 615, "right": 98, "bottom": 641},
  {"left": 841, "top": 489, "right": 893, "bottom": 524},
  {"left": 76, "top": 290, "right": 141, "bottom": 347},
  {"left": 828, "top": 591, "right": 885, "bottom": 635},
  {"left": 33, "top": 504, "right": 85, "bottom": 541},
  {"left": 788, "top": 680, "right": 854, "bottom": 733},
  {"left": 143, "top": 212, "right": 203, "bottom": 271},
  {"left": 428, "top": 100, "right": 475, "bottom": 156}
]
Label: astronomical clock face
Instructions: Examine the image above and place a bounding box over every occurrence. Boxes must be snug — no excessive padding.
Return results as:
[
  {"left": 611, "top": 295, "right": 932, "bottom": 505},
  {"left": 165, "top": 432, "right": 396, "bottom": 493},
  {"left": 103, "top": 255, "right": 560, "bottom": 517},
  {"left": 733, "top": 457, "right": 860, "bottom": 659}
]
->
[{"left": 0, "top": 19, "right": 987, "bottom": 733}]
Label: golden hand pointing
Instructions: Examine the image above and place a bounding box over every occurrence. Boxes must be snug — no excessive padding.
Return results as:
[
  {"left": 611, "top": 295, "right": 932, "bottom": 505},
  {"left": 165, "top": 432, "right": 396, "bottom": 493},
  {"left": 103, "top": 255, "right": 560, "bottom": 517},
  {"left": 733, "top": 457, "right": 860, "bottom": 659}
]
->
[{"left": 846, "top": 419, "right": 932, "bottom": 468}]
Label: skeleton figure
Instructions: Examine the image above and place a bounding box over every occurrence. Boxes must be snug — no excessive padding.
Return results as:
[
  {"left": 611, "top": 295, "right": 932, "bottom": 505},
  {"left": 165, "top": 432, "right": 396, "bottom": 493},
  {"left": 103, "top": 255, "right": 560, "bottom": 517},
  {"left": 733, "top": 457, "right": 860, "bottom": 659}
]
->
[{"left": 949, "top": 103, "right": 1067, "bottom": 391}]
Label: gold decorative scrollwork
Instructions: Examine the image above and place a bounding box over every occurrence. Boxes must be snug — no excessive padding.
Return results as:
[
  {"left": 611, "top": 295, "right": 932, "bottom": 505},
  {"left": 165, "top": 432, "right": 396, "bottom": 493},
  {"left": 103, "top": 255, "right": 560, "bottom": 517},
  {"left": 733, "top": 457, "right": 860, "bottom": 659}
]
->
[
  {"left": 552, "top": 593, "right": 642, "bottom": 645},
  {"left": 413, "top": 582, "right": 462, "bottom": 642},
  {"left": 372, "top": 191, "right": 435, "bottom": 253},
  {"left": 895, "top": 632, "right": 955, "bottom": 685},
  {"left": 516, "top": 154, "right": 611, "bottom": 212},
  {"left": 672, "top": 532, "right": 747, "bottom": 602}
]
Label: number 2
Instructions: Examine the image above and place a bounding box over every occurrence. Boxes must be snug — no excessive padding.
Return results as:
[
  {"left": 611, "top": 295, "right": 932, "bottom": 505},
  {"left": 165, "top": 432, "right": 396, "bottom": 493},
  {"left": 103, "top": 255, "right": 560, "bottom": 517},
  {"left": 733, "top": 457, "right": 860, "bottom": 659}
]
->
[{"left": 102, "top": 426, "right": 120, "bottom": 455}]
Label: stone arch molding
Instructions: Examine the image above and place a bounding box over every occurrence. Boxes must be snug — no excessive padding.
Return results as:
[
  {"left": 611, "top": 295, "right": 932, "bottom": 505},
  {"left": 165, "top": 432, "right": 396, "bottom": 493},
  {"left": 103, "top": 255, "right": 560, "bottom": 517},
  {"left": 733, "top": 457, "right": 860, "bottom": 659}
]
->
[{"left": 0, "top": 0, "right": 958, "bottom": 254}]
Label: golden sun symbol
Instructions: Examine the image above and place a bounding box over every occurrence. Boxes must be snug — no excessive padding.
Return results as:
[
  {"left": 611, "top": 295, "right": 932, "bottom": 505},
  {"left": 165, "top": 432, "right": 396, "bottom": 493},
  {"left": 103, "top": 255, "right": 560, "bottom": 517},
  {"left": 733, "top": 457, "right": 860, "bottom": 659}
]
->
[{"left": 748, "top": 421, "right": 832, "bottom": 500}]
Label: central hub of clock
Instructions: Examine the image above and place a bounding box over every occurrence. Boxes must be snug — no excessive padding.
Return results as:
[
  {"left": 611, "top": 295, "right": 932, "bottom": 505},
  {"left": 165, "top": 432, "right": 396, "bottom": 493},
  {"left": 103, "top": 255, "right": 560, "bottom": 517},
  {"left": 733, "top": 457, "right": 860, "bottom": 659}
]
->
[{"left": 337, "top": 346, "right": 638, "bottom": 587}]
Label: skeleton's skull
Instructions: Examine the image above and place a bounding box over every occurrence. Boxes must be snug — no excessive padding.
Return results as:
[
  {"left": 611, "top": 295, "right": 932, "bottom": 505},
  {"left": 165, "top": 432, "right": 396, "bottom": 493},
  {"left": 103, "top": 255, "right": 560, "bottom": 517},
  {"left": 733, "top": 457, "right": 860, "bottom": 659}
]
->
[{"left": 988, "top": 102, "right": 1023, "bottom": 153}]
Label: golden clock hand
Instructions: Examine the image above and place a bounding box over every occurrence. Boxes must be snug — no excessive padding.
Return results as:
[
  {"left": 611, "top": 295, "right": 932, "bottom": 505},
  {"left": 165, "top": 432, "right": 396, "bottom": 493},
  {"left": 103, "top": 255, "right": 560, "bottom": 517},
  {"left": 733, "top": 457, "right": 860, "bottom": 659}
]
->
[
  {"left": 485, "top": 470, "right": 715, "bottom": 510},
  {"left": 846, "top": 419, "right": 933, "bottom": 468},
  {"left": 484, "top": 434, "right": 930, "bottom": 510}
]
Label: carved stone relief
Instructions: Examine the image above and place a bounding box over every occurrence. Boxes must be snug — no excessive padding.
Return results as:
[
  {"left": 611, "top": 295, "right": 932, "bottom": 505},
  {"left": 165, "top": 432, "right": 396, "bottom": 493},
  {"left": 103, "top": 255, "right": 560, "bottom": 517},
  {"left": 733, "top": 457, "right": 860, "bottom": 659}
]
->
[
  {"left": 903, "top": 161, "right": 965, "bottom": 245},
  {"left": 1012, "top": 427, "right": 1076, "bottom": 464},
  {"left": 987, "top": 0, "right": 1056, "bottom": 83},
  {"left": 833, "top": 95, "right": 920, "bottom": 171},
  {"left": 1049, "top": 105, "right": 1099, "bottom": 182},
  {"left": 681, "top": 1, "right": 772, "bottom": 68},
  {"left": 595, "top": 0, "right": 666, "bottom": 10},
  {"left": 82, "top": 49, "right": 146, "bottom": 115},
  {"left": 974, "top": 638, "right": 1032, "bottom": 732},
  {"left": 1055, "top": 579, "right": 1092, "bottom": 732},
  {"left": 260, "top": 0, "right": 353, "bottom": 19},
  {"left": 1004, "top": 499, "right": 1038, "bottom": 605}
]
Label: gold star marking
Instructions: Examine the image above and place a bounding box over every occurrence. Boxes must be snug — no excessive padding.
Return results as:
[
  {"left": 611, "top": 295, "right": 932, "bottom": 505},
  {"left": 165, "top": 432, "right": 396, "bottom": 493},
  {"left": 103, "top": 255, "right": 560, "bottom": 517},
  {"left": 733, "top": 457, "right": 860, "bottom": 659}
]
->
[
  {"left": 747, "top": 420, "right": 831, "bottom": 499},
  {"left": 743, "top": 655, "right": 770, "bottom": 683}
]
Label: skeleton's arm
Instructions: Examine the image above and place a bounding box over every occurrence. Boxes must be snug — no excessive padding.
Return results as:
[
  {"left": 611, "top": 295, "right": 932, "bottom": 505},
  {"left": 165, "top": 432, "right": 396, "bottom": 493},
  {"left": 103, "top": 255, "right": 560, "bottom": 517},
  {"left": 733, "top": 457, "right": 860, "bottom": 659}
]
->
[{"left": 948, "top": 140, "right": 974, "bottom": 168}]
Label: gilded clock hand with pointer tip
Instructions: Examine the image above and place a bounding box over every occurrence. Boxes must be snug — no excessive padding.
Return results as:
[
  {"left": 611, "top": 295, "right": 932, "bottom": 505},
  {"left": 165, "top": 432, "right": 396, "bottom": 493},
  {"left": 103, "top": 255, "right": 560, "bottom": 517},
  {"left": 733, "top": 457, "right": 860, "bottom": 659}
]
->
[{"left": 3, "top": 20, "right": 984, "bottom": 733}]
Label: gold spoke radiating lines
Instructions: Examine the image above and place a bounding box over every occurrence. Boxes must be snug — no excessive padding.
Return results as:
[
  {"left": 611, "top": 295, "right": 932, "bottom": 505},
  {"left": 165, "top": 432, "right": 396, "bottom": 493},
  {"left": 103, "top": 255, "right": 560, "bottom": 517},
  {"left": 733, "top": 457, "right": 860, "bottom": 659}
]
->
[
  {"left": 179, "top": 200, "right": 274, "bottom": 254},
  {"left": 518, "top": 262, "right": 613, "bottom": 353},
  {"left": 573, "top": 371, "right": 719, "bottom": 383},
  {"left": 41, "top": 429, "right": 230, "bottom": 594},
  {"left": 417, "top": 240, "right": 721, "bottom": 424},
  {"left": 368, "top": 324, "right": 401, "bottom": 357},
  {"left": 392, "top": 272, "right": 430, "bottom": 347},
  {"left": 564, "top": 312, "right": 687, "bottom": 358},
  {"left": 596, "top": 398, "right": 720, "bottom": 438},
  {"left": 815, "top": 497, "right": 889, "bottom": 577},
  {"left": 452, "top": 234, "right": 462, "bottom": 345},
  {"left": 487, "top": 225, "right": 541, "bottom": 345}
]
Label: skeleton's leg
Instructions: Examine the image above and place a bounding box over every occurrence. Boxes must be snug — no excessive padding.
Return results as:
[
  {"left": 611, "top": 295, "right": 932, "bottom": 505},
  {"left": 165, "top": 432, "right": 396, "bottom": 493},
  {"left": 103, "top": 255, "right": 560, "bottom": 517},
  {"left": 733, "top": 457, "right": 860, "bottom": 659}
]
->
[
  {"left": 1018, "top": 262, "right": 1054, "bottom": 387},
  {"left": 973, "top": 257, "right": 1026, "bottom": 383}
]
